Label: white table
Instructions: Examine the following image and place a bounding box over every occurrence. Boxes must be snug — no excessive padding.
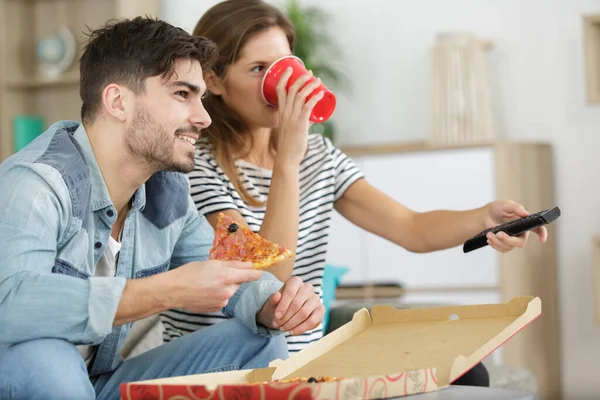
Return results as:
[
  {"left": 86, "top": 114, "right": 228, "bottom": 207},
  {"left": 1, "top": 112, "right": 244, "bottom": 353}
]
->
[{"left": 391, "top": 385, "right": 536, "bottom": 400}]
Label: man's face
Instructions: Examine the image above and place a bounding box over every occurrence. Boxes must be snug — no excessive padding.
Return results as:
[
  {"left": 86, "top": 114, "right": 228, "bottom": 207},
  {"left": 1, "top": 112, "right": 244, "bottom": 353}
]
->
[{"left": 124, "top": 59, "right": 211, "bottom": 173}]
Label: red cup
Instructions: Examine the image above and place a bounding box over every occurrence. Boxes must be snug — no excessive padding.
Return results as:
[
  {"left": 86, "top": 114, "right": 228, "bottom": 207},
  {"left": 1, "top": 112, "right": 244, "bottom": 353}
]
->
[{"left": 261, "top": 55, "right": 336, "bottom": 123}]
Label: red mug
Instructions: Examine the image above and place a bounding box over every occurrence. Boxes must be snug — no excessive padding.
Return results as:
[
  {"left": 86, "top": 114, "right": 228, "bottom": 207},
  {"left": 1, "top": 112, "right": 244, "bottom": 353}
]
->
[{"left": 261, "top": 55, "right": 336, "bottom": 123}]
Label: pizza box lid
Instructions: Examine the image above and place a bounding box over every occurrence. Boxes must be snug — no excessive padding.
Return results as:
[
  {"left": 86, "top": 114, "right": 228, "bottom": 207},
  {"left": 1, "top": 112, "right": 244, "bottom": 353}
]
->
[{"left": 120, "top": 296, "right": 541, "bottom": 399}]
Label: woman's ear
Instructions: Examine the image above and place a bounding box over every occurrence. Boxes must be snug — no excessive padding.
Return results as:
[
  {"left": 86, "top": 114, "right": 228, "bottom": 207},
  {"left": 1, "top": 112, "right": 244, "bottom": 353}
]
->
[{"left": 205, "top": 70, "right": 225, "bottom": 96}]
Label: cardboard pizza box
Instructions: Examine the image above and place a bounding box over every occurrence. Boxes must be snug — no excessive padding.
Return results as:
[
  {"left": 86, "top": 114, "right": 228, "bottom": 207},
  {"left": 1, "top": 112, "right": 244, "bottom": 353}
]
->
[{"left": 121, "top": 296, "right": 541, "bottom": 400}]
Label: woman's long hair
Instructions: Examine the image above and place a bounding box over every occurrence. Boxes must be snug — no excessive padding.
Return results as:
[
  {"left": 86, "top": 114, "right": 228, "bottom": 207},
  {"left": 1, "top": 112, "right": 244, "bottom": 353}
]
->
[{"left": 193, "top": 0, "right": 296, "bottom": 206}]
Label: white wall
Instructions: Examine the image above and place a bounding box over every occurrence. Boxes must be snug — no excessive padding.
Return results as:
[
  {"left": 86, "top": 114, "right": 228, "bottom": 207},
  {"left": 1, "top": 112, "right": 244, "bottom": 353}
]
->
[{"left": 162, "top": 0, "right": 600, "bottom": 397}]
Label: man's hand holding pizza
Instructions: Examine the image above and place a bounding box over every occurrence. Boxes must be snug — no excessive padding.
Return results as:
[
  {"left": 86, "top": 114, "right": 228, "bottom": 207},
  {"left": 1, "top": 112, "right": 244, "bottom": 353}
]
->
[
  {"left": 257, "top": 276, "right": 325, "bottom": 336},
  {"left": 206, "top": 213, "right": 324, "bottom": 335}
]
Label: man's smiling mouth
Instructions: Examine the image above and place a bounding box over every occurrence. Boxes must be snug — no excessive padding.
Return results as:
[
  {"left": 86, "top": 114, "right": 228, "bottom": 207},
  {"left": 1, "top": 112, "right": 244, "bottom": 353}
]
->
[{"left": 176, "top": 135, "right": 197, "bottom": 145}]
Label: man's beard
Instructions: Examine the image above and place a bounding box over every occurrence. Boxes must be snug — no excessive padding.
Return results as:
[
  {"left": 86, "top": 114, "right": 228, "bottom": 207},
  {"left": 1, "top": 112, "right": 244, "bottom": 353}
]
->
[{"left": 124, "top": 105, "right": 197, "bottom": 173}]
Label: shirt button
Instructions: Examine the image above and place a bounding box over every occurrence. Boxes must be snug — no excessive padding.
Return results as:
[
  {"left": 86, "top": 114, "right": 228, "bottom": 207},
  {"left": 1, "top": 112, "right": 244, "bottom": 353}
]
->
[
  {"left": 106, "top": 210, "right": 114, "bottom": 217},
  {"left": 94, "top": 242, "right": 102, "bottom": 249}
]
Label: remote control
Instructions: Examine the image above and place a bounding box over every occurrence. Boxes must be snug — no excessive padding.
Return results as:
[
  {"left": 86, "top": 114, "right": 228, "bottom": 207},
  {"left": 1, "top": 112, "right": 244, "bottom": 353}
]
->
[{"left": 463, "top": 206, "right": 561, "bottom": 253}]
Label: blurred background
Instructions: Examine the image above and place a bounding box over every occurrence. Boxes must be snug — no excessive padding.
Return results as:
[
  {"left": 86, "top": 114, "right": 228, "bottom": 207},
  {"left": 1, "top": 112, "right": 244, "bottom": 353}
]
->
[{"left": 1, "top": 1, "right": 600, "bottom": 399}]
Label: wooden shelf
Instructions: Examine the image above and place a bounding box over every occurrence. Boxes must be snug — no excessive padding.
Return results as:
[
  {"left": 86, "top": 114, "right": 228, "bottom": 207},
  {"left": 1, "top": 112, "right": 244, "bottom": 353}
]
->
[
  {"left": 584, "top": 15, "right": 600, "bottom": 104},
  {"left": 340, "top": 139, "right": 553, "bottom": 157},
  {"left": 4, "top": 0, "right": 80, "bottom": 2},
  {"left": 4, "top": 72, "right": 79, "bottom": 90},
  {"left": 594, "top": 235, "right": 600, "bottom": 324},
  {"left": 0, "top": 0, "right": 161, "bottom": 161},
  {"left": 341, "top": 141, "right": 490, "bottom": 157}
]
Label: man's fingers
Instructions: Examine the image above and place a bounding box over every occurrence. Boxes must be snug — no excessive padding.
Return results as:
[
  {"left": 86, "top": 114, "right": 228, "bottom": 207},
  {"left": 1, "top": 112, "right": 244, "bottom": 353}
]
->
[
  {"left": 279, "top": 283, "right": 313, "bottom": 325},
  {"left": 228, "top": 267, "right": 262, "bottom": 284},
  {"left": 288, "top": 301, "right": 325, "bottom": 336},
  {"left": 267, "top": 292, "right": 283, "bottom": 328},
  {"left": 279, "top": 296, "right": 313, "bottom": 332},
  {"left": 270, "top": 291, "right": 282, "bottom": 307},
  {"left": 273, "top": 278, "right": 302, "bottom": 321},
  {"left": 226, "top": 261, "right": 253, "bottom": 270}
]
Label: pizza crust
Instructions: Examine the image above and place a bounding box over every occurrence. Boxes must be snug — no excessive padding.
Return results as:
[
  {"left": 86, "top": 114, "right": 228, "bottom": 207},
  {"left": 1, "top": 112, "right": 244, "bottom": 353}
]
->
[
  {"left": 252, "top": 249, "right": 294, "bottom": 270},
  {"left": 250, "top": 376, "right": 343, "bottom": 385}
]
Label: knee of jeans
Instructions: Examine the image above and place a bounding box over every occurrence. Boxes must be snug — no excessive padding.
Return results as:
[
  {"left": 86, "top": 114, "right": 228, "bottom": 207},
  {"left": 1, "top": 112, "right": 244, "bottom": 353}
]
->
[
  {"left": 213, "top": 320, "right": 288, "bottom": 359},
  {"left": 0, "top": 338, "right": 95, "bottom": 400},
  {"left": 267, "top": 334, "right": 289, "bottom": 361},
  {"left": 216, "top": 318, "right": 253, "bottom": 337}
]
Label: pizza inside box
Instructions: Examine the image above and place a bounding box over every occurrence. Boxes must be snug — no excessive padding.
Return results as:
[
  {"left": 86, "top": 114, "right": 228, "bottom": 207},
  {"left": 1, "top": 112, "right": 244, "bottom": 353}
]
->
[{"left": 121, "top": 296, "right": 541, "bottom": 400}]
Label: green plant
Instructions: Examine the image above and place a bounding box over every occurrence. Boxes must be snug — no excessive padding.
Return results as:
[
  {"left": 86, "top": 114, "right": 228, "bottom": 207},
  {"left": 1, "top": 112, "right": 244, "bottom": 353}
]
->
[{"left": 282, "top": 0, "right": 348, "bottom": 142}]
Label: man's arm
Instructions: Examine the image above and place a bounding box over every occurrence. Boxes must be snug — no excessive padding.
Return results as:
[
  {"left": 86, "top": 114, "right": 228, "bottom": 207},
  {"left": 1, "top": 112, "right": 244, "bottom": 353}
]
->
[
  {"left": 223, "top": 271, "right": 284, "bottom": 336},
  {"left": 168, "top": 194, "right": 285, "bottom": 334},
  {"left": 0, "top": 165, "right": 125, "bottom": 345},
  {"left": 113, "top": 273, "right": 173, "bottom": 326},
  {"left": 168, "top": 191, "right": 325, "bottom": 337},
  {"left": 113, "top": 259, "right": 263, "bottom": 326}
]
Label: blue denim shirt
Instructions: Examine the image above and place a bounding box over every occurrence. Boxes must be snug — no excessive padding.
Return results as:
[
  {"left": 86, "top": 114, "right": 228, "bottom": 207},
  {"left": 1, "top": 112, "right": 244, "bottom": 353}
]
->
[{"left": 0, "top": 120, "right": 282, "bottom": 377}]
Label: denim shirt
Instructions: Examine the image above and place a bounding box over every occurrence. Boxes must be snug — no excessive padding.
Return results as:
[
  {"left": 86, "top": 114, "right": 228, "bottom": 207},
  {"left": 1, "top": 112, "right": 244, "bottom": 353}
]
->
[{"left": 0, "top": 121, "right": 282, "bottom": 377}]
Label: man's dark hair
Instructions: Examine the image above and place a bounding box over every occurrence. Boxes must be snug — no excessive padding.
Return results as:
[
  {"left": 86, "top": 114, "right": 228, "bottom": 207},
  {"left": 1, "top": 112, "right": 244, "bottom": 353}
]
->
[{"left": 79, "top": 16, "right": 218, "bottom": 124}]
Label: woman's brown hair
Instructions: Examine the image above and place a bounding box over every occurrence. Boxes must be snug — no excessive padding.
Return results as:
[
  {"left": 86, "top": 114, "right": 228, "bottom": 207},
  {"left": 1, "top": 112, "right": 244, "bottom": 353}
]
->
[{"left": 193, "top": 0, "right": 296, "bottom": 206}]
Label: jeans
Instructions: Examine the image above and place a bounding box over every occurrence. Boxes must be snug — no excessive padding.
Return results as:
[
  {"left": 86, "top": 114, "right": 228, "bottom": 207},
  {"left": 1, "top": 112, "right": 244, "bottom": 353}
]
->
[{"left": 0, "top": 319, "right": 288, "bottom": 400}]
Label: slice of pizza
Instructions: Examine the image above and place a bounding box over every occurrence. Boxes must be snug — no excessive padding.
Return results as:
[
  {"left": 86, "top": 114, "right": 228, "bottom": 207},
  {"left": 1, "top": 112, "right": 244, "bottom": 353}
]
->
[{"left": 209, "top": 212, "right": 294, "bottom": 270}]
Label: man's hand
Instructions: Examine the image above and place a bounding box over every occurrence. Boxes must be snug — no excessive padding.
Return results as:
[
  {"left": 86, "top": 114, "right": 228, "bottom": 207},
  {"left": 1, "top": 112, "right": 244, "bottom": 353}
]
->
[
  {"left": 483, "top": 200, "right": 549, "bottom": 253},
  {"left": 256, "top": 276, "right": 325, "bottom": 335},
  {"left": 169, "top": 260, "right": 262, "bottom": 313}
]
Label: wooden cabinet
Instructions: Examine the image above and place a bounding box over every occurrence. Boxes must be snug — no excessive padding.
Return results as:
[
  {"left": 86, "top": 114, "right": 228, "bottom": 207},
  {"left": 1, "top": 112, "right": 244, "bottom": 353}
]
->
[
  {"left": 0, "top": 0, "right": 160, "bottom": 161},
  {"left": 584, "top": 14, "right": 600, "bottom": 104},
  {"left": 327, "top": 141, "right": 561, "bottom": 400}
]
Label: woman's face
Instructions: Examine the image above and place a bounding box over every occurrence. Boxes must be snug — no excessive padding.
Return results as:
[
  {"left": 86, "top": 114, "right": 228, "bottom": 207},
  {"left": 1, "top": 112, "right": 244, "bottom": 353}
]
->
[{"left": 217, "top": 26, "right": 292, "bottom": 130}]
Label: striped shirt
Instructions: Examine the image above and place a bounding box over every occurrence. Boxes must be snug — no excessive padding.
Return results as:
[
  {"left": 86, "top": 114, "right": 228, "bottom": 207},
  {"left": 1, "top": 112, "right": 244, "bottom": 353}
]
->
[{"left": 160, "top": 134, "right": 364, "bottom": 354}]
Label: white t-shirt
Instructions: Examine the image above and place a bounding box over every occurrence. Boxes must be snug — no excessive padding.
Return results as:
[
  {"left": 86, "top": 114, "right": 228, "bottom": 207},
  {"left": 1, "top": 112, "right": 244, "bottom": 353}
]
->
[
  {"left": 160, "top": 134, "right": 364, "bottom": 354},
  {"left": 77, "top": 235, "right": 121, "bottom": 366}
]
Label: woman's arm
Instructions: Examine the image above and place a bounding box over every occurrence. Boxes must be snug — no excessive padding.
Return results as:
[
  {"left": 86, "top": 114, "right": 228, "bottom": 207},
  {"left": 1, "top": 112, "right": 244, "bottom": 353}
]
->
[
  {"left": 206, "top": 70, "right": 325, "bottom": 281},
  {"left": 334, "top": 179, "right": 545, "bottom": 253},
  {"left": 206, "top": 161, "right": 300, "bottom": 281}
]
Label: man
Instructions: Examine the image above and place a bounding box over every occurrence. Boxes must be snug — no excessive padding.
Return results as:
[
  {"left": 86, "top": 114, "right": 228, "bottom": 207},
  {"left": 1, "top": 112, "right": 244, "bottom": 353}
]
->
[{"left": 0, "top": 17, "right": 324, "bottom": 400}]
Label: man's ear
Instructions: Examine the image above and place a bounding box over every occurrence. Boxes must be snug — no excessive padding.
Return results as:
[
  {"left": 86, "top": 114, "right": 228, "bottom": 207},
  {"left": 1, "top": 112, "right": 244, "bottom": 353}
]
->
[
  {"left": 102, "top": 84, "right": 132, "bottom": 122},
  {"left": 204, "top": 70, "right": 225, "bottom": 96}
]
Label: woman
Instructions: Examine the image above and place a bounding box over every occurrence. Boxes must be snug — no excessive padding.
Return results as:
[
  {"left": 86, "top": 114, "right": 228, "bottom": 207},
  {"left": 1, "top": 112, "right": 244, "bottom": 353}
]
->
[{"left": 160, "top": 0, "right": 547, "bottom": 386}]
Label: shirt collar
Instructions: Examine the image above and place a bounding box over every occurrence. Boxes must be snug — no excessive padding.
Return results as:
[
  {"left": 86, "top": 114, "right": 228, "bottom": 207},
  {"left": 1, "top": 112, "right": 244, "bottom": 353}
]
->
[{"left": 71, "top": 122, "right": 146, "bottom": 213}]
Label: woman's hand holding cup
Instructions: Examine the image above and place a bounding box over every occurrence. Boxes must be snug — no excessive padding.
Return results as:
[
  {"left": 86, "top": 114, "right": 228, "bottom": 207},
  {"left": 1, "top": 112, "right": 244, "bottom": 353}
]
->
[{"left": 274, "top": 67, "right": 324, "bottom": 166}]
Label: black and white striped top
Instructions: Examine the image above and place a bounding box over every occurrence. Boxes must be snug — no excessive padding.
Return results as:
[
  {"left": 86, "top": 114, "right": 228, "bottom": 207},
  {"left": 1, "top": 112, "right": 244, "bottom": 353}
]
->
[{"left": 160, "top": 134, "right": 364, "bottom": 354}]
